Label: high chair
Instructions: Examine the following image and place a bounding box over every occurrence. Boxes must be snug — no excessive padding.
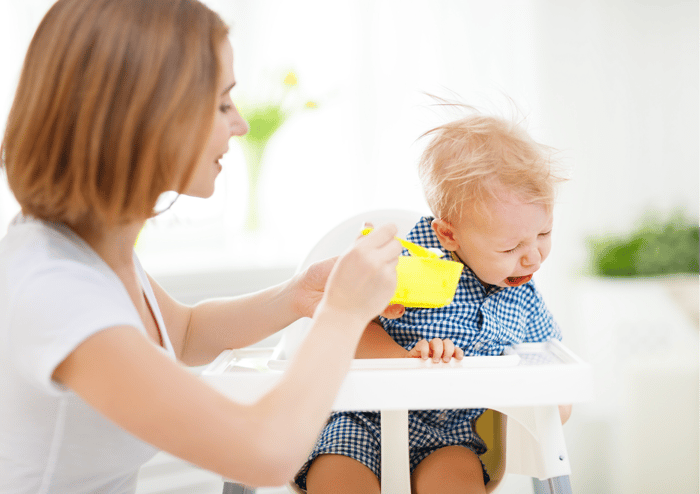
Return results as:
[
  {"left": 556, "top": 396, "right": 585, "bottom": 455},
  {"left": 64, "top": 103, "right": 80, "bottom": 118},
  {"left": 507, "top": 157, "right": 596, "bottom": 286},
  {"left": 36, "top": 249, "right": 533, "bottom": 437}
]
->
[{"left": 207, "top": 209, "right": 593, "bottom": 494}]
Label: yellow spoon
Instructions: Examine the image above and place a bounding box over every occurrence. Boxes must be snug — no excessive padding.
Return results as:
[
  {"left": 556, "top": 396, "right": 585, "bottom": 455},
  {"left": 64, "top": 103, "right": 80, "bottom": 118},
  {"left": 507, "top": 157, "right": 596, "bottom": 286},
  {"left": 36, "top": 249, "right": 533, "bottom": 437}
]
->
[{"left": 361, "top": 228, "right": 439, "bottom": 258}]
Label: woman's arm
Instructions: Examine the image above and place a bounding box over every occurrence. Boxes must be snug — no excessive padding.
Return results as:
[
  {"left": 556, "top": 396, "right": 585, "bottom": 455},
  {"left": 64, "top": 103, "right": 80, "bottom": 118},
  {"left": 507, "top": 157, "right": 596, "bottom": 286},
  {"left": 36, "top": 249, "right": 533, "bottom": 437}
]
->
[
  {"left": 53, "top": 225, "right": 403, "bottom": 486},
  {"left": 152, "top": 258, "right": 334, "bottom": 366},
  {"left": 52, "top": 313, "right": 366, "bottom": 486}
]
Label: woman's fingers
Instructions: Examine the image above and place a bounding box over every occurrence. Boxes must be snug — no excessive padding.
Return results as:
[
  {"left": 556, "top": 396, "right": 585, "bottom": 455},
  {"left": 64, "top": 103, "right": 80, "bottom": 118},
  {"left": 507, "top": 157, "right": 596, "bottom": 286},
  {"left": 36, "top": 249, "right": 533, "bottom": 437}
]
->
[
  {"left": 321, "top": 223, "right": 402, "bottom": 322},
  {"left": 357, "top": 223, "right": 408, "bottom": 319},
  {"left": 358, "top": 223, "right": 398, "bottom": 251},
  {"left": 357, "top": 222, "right": 374, "bottom": 240}
]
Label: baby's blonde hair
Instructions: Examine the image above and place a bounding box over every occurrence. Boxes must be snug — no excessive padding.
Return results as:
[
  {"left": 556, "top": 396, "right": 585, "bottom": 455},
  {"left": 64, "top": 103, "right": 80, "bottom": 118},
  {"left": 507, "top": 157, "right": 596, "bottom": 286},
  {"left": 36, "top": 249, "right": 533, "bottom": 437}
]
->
[{"left": 418, "top": 112, "right": 564, "bottom": 222}]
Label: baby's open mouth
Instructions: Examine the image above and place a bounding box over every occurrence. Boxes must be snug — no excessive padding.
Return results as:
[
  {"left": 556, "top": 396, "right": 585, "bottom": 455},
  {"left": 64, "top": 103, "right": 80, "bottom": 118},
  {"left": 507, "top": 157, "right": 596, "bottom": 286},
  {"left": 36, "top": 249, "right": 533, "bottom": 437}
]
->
[{"left": 505, "top": 274, "right": 532, "bottom": 287}]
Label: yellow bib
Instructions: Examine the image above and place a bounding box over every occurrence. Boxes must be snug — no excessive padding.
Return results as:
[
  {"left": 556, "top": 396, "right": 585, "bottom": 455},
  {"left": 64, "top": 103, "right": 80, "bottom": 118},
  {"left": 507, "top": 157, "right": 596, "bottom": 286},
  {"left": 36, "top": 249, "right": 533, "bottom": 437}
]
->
[{"left": 362, "top": 229, "right": 463, "bottom": 308}]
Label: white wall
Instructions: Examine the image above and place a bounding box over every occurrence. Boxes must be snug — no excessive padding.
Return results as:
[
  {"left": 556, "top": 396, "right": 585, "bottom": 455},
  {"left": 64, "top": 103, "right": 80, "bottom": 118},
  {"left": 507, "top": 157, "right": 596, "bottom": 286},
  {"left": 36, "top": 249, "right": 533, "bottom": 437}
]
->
[{"left": 2, "top": 0, "right": 696, "bottom": 274}]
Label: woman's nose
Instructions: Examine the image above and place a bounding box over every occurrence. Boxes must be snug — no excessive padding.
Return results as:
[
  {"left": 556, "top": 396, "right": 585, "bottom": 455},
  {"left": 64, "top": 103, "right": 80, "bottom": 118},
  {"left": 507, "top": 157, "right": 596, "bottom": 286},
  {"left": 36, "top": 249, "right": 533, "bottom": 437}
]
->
[{"left": 230, "top": 107, "right": 249, "bottom": 137}]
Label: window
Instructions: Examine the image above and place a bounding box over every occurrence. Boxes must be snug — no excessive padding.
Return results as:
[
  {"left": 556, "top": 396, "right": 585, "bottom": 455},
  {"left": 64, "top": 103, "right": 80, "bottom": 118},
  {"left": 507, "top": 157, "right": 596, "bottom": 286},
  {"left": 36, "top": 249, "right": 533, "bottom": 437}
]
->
[{"left": 1, "top": 0, "right": 697, "bottom": 286}]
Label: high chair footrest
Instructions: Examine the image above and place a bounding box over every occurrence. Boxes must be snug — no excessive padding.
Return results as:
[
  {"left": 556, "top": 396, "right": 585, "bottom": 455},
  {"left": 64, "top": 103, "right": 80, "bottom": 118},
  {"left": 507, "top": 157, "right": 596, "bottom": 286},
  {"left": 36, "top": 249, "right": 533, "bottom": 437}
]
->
[{"left": 222, "top": 482, "right": 255, "bottom": 494}]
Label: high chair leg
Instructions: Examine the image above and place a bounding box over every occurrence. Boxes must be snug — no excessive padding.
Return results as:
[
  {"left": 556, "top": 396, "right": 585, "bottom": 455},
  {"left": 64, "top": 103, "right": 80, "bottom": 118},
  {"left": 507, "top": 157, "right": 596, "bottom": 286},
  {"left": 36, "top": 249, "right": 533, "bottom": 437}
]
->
[
  {"left": 380, "top": 409, "right": 411, "bottom": 493},
  {"left": 532, "top": 475, "right": 573, "bottom": 494},
  {"left": 222, "top": 482, "right": 255, "bottom": 494}
]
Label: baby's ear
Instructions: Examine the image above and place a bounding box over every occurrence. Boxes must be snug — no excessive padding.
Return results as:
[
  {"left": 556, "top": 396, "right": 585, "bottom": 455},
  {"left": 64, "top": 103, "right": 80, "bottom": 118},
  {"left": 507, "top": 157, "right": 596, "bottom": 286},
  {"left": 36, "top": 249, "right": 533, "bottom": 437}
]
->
[{"left": 431, "top": 219, "right": 460, "bottom": 251}]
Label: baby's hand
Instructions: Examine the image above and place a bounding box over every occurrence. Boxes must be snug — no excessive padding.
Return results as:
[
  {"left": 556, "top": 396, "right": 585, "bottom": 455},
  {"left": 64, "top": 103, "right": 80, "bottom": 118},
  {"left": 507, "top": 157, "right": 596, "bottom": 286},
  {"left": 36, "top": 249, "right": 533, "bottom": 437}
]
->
[
  {"left": 407, "top": 338, "right": 464, "bottom": 363},
  {"left": 380, "top": 304, "right": 405, "bottom": 319}
]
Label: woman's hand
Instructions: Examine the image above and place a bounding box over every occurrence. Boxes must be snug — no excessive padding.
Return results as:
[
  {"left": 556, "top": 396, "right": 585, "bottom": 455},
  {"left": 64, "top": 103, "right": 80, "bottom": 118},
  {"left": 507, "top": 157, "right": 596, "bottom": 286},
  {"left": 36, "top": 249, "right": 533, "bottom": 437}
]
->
[
  {"left": 294, "top": 260, "right": 406, "bottom": 321},
  {"left": 407, "top": 338, "right": 465, "bottom": 363},
  {"left": 292, "top": 257, "right": 337, "bottom": 320},
  {"left": 319, "top": 224, "right": 402, "bottom": 324},
  {"left": 293, "top": 222, "right": 406, "bottom": 322}
]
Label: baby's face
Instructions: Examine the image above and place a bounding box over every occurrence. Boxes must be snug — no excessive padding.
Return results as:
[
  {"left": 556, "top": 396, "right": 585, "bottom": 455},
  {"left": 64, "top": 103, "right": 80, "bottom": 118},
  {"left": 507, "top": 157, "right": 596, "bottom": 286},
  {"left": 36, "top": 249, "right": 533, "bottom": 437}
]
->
[{"left": 439, "top": 192, "right": 553, "bottom": 288}]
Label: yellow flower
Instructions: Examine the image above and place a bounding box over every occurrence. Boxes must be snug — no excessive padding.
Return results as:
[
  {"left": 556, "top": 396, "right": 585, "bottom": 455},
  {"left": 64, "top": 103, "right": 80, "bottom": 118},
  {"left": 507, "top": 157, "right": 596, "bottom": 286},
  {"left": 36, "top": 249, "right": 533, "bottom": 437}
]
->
[
  {"left": 305, "top": 100, "right": 318, "bottom": 109},
  {"left": 283, "top": 71, "right": 298, "bottom": 86}
]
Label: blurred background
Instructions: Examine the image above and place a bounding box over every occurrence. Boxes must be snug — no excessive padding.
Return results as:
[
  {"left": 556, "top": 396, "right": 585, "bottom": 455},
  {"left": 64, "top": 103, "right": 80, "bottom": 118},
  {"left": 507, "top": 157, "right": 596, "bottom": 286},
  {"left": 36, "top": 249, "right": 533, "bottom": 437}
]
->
[{"left": 1, "top": 0, "right": 697, "bottom": 493}]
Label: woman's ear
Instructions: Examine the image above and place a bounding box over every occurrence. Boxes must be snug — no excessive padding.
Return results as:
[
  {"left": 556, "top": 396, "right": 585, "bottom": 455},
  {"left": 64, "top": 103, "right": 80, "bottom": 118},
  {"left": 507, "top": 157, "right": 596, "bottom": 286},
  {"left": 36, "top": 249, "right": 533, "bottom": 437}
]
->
[{"left": 431, "top": 219, "right": 460, "bottom": 251}]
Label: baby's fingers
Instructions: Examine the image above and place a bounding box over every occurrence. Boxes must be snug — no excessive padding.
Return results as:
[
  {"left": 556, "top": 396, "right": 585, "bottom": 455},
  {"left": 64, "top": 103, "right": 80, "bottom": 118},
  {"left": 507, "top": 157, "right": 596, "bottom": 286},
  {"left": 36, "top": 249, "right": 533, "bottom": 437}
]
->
[
  {"left": 429, "top": 338, "right": 443, "bottom": 363},
  {"left": 440, "top": 339, "right": 464, "bottom": 361},
  {"left": 380, "top": 304, "right": 405, "bottom": 319},
  {"left": 441, "top": 339, "right": 455, "bottom": 362},
  {"left": 408, "top": 339, "right": 431, "bottom": 359},
  {"left": 408, "top": 339, "right": 464, "bottom": 362},
  {"left": 431, "top": 338, "right": 464, "bottom": 362}
]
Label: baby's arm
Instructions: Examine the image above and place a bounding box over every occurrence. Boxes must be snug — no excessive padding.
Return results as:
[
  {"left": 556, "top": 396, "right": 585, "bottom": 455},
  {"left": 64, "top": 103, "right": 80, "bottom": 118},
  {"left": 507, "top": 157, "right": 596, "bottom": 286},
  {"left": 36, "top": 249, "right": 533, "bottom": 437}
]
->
[
  {"left": 355, "top": 320, "right": 409, "bottom": 358},
  {"left": 355, "top": 321, "right": 464, "bottom": 362}
]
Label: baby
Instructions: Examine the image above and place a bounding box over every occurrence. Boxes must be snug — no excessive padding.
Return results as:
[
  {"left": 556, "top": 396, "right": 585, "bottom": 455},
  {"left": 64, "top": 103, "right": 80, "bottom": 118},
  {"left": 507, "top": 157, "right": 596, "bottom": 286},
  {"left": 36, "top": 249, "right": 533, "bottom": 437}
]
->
[{"left": 296, "top": 112, "right": 569, "bottom": 494}]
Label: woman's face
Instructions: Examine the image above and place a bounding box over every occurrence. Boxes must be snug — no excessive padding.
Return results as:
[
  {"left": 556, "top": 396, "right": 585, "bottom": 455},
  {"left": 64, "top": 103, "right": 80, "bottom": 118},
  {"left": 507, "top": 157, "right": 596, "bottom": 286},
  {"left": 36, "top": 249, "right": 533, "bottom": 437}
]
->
[{"left": 184, "top": 38, "right": 248, "bottom": 198}]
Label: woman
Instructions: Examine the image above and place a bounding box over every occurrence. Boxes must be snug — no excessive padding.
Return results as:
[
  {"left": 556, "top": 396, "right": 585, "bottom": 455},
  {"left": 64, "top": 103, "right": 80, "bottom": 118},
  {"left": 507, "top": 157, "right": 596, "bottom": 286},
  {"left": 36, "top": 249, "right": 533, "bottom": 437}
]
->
[{"left": 0, "top": 0, "right": 402, "bottom": 492}]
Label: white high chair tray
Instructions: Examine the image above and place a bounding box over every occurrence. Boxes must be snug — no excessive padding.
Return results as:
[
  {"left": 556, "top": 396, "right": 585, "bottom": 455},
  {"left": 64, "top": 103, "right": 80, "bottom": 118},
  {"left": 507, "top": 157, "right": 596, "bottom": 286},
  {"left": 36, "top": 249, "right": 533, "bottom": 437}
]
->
[
  {"left": 202, "top": 340, "right": 592, "bottom": 411},
  {"left": 267, "top": 346, "right": 520, "bottom": 371}
]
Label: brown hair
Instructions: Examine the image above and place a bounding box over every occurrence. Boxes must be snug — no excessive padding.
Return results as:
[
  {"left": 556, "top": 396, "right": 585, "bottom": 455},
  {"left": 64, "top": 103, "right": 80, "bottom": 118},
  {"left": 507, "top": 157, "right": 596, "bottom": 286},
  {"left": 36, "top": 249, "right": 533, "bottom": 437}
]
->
[
  {"left": 418, "top": 112, "right": 565, "bottom": 222},
  {"left": 1, "top": 0, "right": 229, "bottom": 227}
]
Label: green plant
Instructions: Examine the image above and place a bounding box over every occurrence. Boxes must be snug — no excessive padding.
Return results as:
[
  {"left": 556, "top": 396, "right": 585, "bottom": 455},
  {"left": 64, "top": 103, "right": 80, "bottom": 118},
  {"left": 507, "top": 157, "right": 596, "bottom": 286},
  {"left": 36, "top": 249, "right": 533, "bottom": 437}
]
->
[
  {"left": 237, "top": 71, "right": 317, "bottom": 231},
  {"left": 586, "top": 210, "right": 699, "bottom": 277}
]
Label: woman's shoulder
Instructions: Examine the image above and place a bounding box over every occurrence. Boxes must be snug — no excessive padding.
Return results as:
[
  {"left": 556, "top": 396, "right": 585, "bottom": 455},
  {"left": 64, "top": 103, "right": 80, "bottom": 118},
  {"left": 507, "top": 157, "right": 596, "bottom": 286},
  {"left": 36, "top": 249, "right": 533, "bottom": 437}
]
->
[
  {"left": 5, "top": 215, "right": 102, "bottom": 263},
  {"left": 1, "top": 216, "right": 119, "bottom": 299}
]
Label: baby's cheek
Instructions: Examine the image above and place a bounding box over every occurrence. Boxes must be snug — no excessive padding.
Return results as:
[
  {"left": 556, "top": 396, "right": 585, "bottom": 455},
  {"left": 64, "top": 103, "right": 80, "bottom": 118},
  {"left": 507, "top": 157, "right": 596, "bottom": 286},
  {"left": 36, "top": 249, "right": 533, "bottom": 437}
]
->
[{"left": 489, "top": 260, "right": 512, "bottom": 281}]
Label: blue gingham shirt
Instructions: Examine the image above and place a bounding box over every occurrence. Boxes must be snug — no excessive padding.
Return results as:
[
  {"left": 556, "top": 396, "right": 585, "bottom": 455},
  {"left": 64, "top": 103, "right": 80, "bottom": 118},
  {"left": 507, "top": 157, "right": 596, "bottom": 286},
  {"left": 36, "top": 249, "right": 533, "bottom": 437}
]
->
[{"left": 380, "top": 216, "right": 561, "bottom": 355}]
